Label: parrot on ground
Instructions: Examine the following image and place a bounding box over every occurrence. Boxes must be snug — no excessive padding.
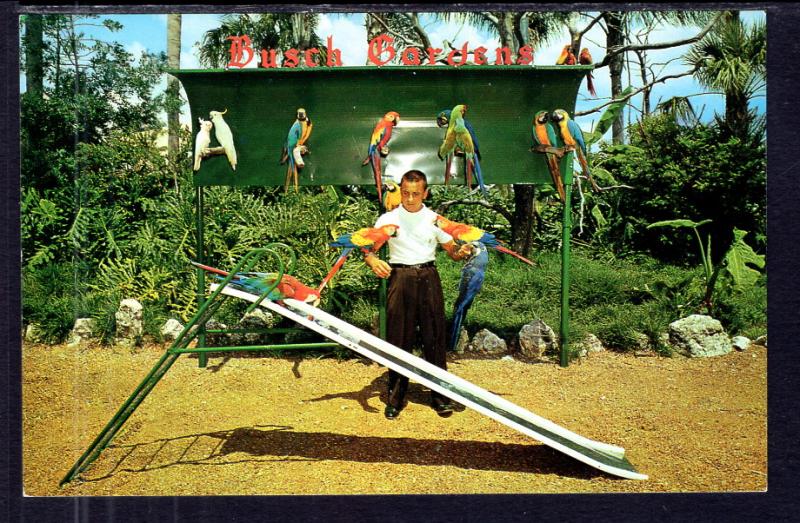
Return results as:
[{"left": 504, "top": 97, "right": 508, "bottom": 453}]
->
[
  {"left": 382, "top": 180, "right": 402, "bottom": 211},
  {"left": 191, "top": 261, "right": 321, "bottom": 307},
  {"left": 317, "top": 224, "right": 400, "bottom": 292},
  {"left": 578, "top": 48, "right": 597, "bottom": 97},
  {"left": 434, "top": 215, "right": 535, "bottom": 267},
  {"left": 193, "top": 118, "right": 213, "bottom": 171},
  {"left": 550, "top": 109, "right": 600, "bottom": 192},
  {"left": 555, "top": 44, "right": 577, "bottom": 65},
  {"left": 532, "top": 111, "right": 566, "bottom": 202},
  {"left": 362, "top": 111, "right": 400, "bottom": 204},
  {"left": 281, "top": 108, "right": 312, "bottom": 193},
  {"left": 449, "top": 242, "right": 489, "bottom": 352},
  {"left": 209, "top": 109, "right": 237, "bottom": 171},
  {"left": 436, "top": 107, "right": 488, "bottom": 197}
]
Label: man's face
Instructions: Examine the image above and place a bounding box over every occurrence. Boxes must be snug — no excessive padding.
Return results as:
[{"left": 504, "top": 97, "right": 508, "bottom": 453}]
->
[{"left": 400, "top": 180, "right": 428, "bottom": 213}]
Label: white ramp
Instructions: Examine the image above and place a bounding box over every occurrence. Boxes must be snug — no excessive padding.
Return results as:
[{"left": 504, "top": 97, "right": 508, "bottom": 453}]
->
[{"left": 212, "top": 284, "right": 648, "bottom": 480}]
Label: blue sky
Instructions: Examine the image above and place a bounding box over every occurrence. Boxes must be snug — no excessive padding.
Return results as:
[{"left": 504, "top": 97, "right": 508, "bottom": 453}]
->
[{"left": 22, "top": 10, "right": 766, "bottom": 142}]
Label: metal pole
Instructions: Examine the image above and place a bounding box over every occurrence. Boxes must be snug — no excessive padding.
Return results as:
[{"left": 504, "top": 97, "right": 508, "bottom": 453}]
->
[
  {"left": 560, "top": 154, "right": 573, "bottom": 368},
  {"left": 196, "top": 186, "right": 207, "bottom": 368}
]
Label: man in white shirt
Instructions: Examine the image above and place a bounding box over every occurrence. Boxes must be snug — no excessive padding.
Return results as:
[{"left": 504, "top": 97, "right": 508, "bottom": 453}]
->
[{"left": 365, "top": 170, "right": 472, "bottom": 419}]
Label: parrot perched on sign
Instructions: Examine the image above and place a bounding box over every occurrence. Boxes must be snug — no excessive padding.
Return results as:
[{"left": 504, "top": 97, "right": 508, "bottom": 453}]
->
[
  {"left": 578, "top": 48, "right": 597, "bottom": 97},
  {"left": 449, "top": 242, "right": 489, "bottom": 352},
  {"left": 317, "top": 224, "right": 400, "bottom": 291},
  {"left": 555, "top": 44, "right": 577, "bottom": 65},
  {"left": 193, "top": 118, "right": 213, "bottom": 171},
  {"left": 382, "top": 180, "right": 402, "bottom": 211},
  {"left": 434, "top": 215, "right": 535, "bottom": 267},
  {"left": 281, "top": 108, "right": 312, "bottom": 193},
  {"left": 191, "top": 261, "right": 321, "bottom": 307},
  {"left": 209, "top": 109, "right": 237, "bottom": 171},
  {"left": 436, "top": 107, "right": 488, "bottom": 197},
  {"left": 362, "top": 111, "right": 400, "bottom": 204},
  {"left": 550, "top": 109, "right": 600, "bottom": 192},
  {"left": 532, "top": 111, "right": 566, "bottom": 202}
]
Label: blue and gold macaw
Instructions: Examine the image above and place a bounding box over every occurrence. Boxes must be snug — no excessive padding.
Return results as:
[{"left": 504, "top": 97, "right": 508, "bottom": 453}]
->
[
  {"left": 438, "top": 104, "right": 487, "bottom": 196},
  {"left": 382, "top": 180, "right": 402, "bottom": 211},
  {"left": 449, "top": 242, "right": 489, "bottom": 352},
  {"left": 280, "top": 108, "right": 312, "bottom": 193},
  {"left": 437, "top": 107, "right": 488, "bottom": 197},
  {"left": 532, "top": 110, "right": 566, "bottom": 202},
  {"left": 550, "top": 109, "right": 600, "bottom": 192},
  {"left": 362, "top": 111, "right": 400, "bottom": 203}
]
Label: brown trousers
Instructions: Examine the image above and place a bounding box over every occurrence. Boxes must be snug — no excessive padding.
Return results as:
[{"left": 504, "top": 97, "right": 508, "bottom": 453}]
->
[{"left": 385, "top": 265, "right": 448, "bottom": 409}]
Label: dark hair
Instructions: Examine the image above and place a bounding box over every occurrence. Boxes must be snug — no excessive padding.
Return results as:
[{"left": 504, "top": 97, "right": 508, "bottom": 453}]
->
[{"left": 401, "top": 170, "right": 428, "bottom": 190}]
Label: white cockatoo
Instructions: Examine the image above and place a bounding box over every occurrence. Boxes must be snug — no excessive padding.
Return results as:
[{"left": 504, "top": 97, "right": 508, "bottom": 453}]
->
[
  {"left": 209, "top": 108, "right": 237, "bottom": 171},
  {"left": 193, "top": 118, "right": 213, "bottom": 171}
]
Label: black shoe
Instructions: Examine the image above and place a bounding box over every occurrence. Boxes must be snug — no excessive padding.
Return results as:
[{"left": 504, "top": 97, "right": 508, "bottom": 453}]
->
[
  {"left": 432, "top": 402, "right": 454, "bottom": 417},
  {"left": 384, "top": 405, "right": 400, "bottom": 420}
]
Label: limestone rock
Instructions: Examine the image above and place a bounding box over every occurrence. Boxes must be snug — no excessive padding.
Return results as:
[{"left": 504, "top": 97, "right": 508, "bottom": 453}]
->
[
  {"left": 67, "top": 318, "right": 96, "bottom": 347},
  {"left": 731, "top": 336, "right": 751, "bottom": 351},
  {"left": 471, "top": 329, "right": 507, "bottom": 354},
  {"left": 24, "top": 324, "right": 43, "bottom": 344},
  {"left": 114, "top": 299, "right": 143, "bottom": 348},
  {"left": 582, "top": 333, "right": 604, "bottom": 353},
  {"left": 160, "top": 318, "right": 184, "bottom": 343},
  {"left": 518, "top": 320, "right": 557, "bottom": 359},
  {"left": 669, "top": 314, "right": 732, "bottom": 358},
  {"left": 235, "top": 309, "right": 275, "bottom": 344},
  {"left": 754, "top": 335, "right": 767, "bottom": 348},
  {"left": 453, "top": 329, "right": 470, "bottom": 354}
]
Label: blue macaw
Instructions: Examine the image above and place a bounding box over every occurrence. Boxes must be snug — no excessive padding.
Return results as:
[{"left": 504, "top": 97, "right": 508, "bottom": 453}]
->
[
  {"left": 437, "top": 104, "right": 488, "bottom": 197},
  {"left": 550, "top": 109, "right": 600, "bottom": 192},
  {"left": 449, "top": 242, "right": 489, "bottom": 352},
  {"left": 280, "top": 109, "right": 308, "bottom": 193},
  {"left": 532, "top": 110, "right": 566, "bottom": 202}
]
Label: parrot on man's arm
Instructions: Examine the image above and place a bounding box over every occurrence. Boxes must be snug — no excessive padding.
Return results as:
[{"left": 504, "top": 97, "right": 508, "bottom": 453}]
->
[
  {"left": 550, "top": 109, "right": 600, "bottom": 192},
  {"left": 317, "top": 224, "right": 400, "bottom": 292},
  {"left": 434, "top": 215, "right": 534, "bottom": 267},
  {"left": 532, "top": 111, "right": 566, "bottom": 202},
  {"left": 449, "top": 242, "right": 489, "bottom": 352},
  {"left": 190, "top": 261, "right": 321, "bottom": 307},
  {"left": 362, "top": 111, "right": 400, "bottom": 203}
]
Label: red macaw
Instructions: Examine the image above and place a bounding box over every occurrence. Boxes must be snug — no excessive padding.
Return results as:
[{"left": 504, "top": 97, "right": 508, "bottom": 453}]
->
[
  {"left": 550, "top": 109, "right": 600, "bottom": 192},
  {"left": 362, "top": 111, "right": 400, "bottom": 203},
  {"left": 556, "top": 44, "right": 577, "bottom": 65},
  {"left": 532, "top": 110, "right": 566, "bottom": 202},
  {"left": 191, "top": 261, "right": 321, "bottom": 307},
  {"left": 434, "top": 215, "right": 534, "bottom": 266},
  {"left": 578, "top": 48, "right": 597, "bottom": 97},
  {"left": 318, "top": 224, "right": 400, "bottom": 291}
]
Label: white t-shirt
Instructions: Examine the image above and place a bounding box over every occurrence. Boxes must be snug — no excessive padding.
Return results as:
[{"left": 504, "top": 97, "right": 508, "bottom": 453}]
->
[{"left": 374, "top": 205, "right": 453, "bottom": 265}]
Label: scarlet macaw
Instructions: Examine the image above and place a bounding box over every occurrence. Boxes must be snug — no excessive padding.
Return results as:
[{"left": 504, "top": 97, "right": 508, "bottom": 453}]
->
[
  {"left": 555, "top": 44, "right": 577, "bottom": 65},
  {"left": 317, "top": 224, "right": 400, "bottom": 291},
  {"left": 578, "top": 48, "right": 597, "bottom": 97},
  {"left": 281, "top": 108, "right": 311, "bottom": 193},
  {"left": 382, "top": 180, "right": 402, "bottom": 211},
  {"left": 362, "top": 111, "right": 400, "bottom": 203},
  {"left": 532, "top": 111, "right": 566, "bottom": 202},
  {"left": 434, "top": 215, "right": 534, "bottom": 266},
  {"left": 449, "top": 242, "right": 489, "bottom": 352},
  {"left": 191, "top": 261, "right": 321, "bottom": 307},
  {"left": 550, "top": 109, "right": 600, "bottom": 192},
  {"left": 436, "top": 107, "right": 488, "bottom": 197}
]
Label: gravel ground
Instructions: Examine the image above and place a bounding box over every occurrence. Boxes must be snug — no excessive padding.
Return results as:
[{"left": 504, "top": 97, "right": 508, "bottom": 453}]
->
[{"left": 22, "top": 342, "right": 767, "bottom": 496}]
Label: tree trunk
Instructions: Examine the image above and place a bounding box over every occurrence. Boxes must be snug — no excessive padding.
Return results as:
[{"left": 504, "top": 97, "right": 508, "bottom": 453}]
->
[
  {"left": 636, "top": 49, "right": 650, "bottom": 116},
  {"left": 167, "top": 14, "right": 182, "bottom": 156},
  {"left": 23, "top": 14, "right": 44, "bottom": 98},
  {"left": 291, "top": 13, "right": 313, "bottom": 50},
  {"left": 604, "top": 11, "right": 626, "bottom": 144},
  {"left": 511, "top": 184, "right": 537, "bottom": 256}
]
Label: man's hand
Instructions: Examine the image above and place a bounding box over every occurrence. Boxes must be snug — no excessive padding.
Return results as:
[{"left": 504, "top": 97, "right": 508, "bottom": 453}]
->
[
  {"left": 456, "top": 243, "right": 473, "bottom": 261},
  {"left": 365, "top": 253, "right": 392, "bottom": 279}
]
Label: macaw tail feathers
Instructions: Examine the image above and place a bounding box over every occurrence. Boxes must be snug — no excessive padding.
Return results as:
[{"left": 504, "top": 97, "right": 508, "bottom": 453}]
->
[
  {"left": 449, "top": 310, "right": 466, "bottom": 352},
  {"left": 586, "top": 72, "right": 597, "bottom": 97},
  {"left": 473, "top": 156, "right": 488, "bottom": 198},
  {"left": 190, "top": 260, "right": 230, "bottom": 277},
  {"left": 370, "top": 153, "right": 383, "bottom": 203},
  {"left": 465, "top": 158, "right": 474, "bottom": 190},
  {"left": 444, "top": 155, "right": 452, "bottom": 185},
  {"left": 317, "top": 248, "right": 353, "bottom": 293},
  {"left": 494, "top": 245, "right": 535, "bottom": 267},
  {"left": 546, "top": 155, "right": 566, "bottom": 202},
  {"left": 575, "top": 149, "right": 600, "bottom": 192}
]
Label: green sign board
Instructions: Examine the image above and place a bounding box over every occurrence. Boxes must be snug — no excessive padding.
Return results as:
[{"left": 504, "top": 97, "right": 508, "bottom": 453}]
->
[{"left": 173, "top": 66, "right": 588, "bottom": 188}]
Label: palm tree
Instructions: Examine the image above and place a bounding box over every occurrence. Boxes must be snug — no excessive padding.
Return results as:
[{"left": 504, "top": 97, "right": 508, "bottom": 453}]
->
[
  {"left": 197, "top": 13, "right": 324, "bottom": 68},
  {"left": 685, "top": 11, "right": 765, "bottom": 140}
]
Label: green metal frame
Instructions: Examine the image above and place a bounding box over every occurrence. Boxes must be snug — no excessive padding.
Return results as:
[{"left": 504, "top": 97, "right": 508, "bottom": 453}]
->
[{"left": 62, "top": 65, "right": 589, "bottom": 485}]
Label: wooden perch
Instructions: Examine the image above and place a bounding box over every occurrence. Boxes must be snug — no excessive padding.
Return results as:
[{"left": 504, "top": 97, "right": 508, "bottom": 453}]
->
[
  {"left": 200, "top": 146, "right": 226, "bottom": 158},
  {"left": 530, "top": 144, "right": 572, "bottom": 158}
]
